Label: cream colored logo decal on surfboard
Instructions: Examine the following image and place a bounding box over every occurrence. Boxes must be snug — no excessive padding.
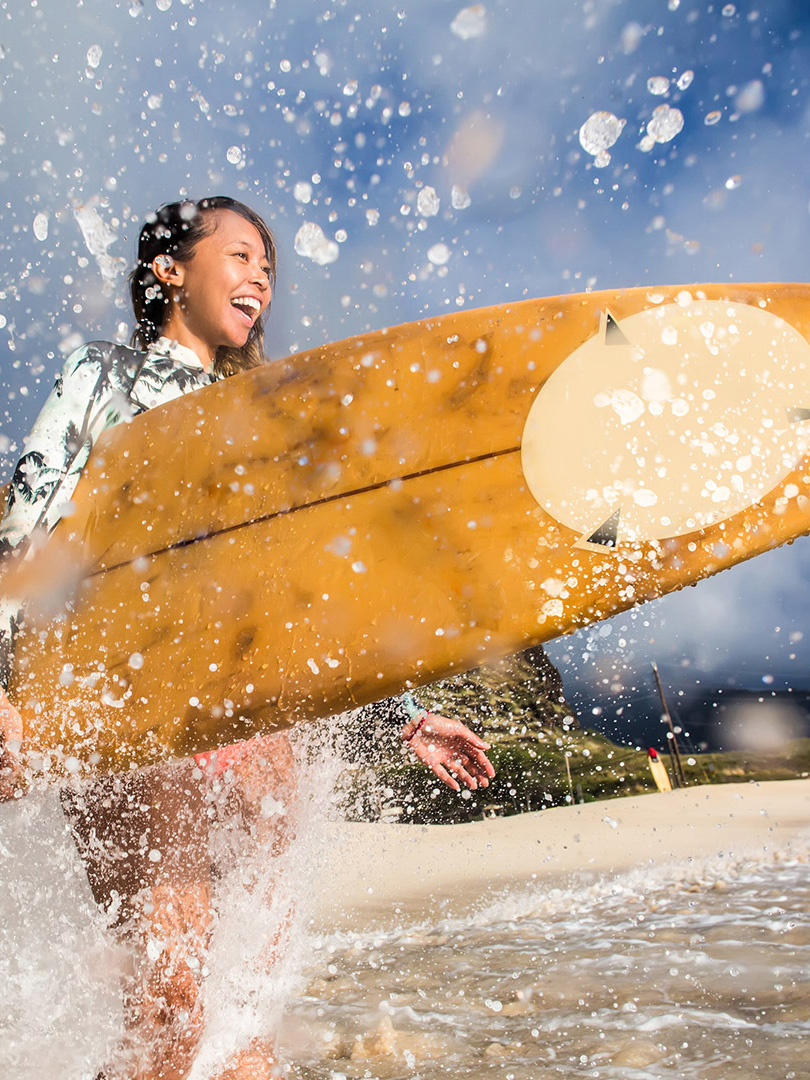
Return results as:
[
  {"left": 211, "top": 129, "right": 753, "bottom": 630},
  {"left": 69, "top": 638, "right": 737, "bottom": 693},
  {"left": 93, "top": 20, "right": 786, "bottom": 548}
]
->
[{"left": 521, "top": 297, "right": 810, "bottom": 546}]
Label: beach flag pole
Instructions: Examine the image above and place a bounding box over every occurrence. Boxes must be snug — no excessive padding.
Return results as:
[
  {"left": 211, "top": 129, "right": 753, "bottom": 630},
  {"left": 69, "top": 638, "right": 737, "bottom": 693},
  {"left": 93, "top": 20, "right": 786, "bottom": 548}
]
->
[{"left": 651, "top": 661, "right": 687, "bottom": 787}]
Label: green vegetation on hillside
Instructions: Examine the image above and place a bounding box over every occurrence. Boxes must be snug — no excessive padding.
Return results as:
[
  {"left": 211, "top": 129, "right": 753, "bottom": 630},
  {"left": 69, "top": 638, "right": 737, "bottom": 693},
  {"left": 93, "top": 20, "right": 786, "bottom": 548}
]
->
[{"left": 338, "top": 732, "right": 810, "bottom": 825}]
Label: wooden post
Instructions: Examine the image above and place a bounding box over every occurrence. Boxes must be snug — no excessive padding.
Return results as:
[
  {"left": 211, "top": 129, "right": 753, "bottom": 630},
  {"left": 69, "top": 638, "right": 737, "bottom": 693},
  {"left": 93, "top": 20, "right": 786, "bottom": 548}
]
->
[
  {"left": 651, "top": 661, "right": 687, "bottom": 787},
  {"left": 564, "top": 752, "right": 574, "bottom": 802}
]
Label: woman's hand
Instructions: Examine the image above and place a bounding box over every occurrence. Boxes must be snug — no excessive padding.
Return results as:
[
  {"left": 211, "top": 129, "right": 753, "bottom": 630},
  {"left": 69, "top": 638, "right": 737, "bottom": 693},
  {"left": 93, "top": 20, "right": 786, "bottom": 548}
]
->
[
  {"left": 403, "top": 713, "right": 495, "bottom": 793},
  {"left": 0, "top": 687, "right": 24, "bottom": 801}
]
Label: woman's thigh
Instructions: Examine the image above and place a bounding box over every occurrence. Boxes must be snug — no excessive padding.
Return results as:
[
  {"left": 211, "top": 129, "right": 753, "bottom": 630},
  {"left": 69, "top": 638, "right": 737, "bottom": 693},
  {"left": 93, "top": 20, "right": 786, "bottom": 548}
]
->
[{"left": 60, "top": 759, "right": 211, "bottom": 923}]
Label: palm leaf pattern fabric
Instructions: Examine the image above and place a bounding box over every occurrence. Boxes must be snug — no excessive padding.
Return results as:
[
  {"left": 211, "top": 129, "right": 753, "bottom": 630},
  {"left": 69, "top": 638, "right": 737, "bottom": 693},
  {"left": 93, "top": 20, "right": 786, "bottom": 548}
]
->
[{"left": 0, "top": 337, "right": 219, "bottom": 688}]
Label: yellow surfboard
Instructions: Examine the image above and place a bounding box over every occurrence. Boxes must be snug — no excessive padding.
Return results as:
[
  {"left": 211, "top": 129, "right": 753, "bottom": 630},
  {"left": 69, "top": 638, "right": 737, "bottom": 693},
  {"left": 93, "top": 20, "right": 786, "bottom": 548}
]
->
[
  {"left": 647, "top": 749, "right": 673, "bottom": 793},
  {"left": 8, "top": 282, "right": 810, "bottom": 774}
]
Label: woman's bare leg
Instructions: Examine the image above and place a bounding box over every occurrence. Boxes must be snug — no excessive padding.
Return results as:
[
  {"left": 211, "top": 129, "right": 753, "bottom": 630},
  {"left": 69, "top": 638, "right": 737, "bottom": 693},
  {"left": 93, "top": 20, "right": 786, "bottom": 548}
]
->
[
  {"left": 63, "top": 761, "right": 213, "bottom": 1080},
  {"left": 64, "top": 735, "right": 299, "bottom": 1080}
]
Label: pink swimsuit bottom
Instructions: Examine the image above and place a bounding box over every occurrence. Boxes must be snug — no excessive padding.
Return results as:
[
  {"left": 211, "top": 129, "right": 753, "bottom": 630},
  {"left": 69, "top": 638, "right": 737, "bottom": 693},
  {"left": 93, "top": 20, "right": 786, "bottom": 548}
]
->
[{"left": 194, "top": 737, "right": 262, "bottom": 777}]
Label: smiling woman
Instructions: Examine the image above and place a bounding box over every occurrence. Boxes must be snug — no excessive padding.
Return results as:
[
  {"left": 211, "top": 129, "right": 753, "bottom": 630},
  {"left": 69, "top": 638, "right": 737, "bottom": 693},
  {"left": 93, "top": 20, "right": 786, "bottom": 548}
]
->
[
  {"left": 129, "top": 196, "right": 277, "bottom": 376},
  {"left": 0, "top": 194, "right": 494, "bottom": 1080}
]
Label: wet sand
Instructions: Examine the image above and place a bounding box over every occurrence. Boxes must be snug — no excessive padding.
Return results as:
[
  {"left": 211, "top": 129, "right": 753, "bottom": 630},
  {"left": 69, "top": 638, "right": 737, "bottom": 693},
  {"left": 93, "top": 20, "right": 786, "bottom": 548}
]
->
[{"left": 313, "top": 778, "right": 810, "bottom": 932}]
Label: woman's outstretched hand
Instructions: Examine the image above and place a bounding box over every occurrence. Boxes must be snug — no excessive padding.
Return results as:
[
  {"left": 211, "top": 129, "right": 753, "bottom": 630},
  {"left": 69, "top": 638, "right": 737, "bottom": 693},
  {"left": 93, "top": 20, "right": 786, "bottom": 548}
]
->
[
  {"left": 0, "top": 687, "right": 24, "bottom": 801},
  {"left": 403, "top": 713, "right": 495, "bottom": 793}
]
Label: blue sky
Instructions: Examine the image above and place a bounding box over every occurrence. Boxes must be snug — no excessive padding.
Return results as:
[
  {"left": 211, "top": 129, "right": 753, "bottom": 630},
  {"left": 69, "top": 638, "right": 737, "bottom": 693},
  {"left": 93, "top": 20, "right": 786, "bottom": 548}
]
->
[{"left": 2, "top": 0, "right": 810, "bottom": 737}]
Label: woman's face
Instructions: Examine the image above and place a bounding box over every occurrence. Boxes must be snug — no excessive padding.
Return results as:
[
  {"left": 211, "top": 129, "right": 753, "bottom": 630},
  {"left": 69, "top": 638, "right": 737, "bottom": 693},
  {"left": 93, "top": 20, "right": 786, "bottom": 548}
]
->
[{"left": 162, "top": 209, "right": 273, "bottom": 353}]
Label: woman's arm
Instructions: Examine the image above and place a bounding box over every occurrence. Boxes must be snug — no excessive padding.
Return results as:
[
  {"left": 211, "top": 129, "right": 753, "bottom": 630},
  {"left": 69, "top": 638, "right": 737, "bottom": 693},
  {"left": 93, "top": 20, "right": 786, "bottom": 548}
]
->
[
  {"left": 0, "top": 343, "right": 118, "bottom": 798},
  {"left": 0, "top": 342, "right": 118, "bottom": 556}
]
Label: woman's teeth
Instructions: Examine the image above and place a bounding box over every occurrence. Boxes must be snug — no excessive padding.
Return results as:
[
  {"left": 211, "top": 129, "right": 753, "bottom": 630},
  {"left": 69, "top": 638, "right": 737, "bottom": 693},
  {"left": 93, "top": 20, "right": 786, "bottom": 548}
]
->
[{"left": 232, "top": 296, "right": 261, "bottom": 316}]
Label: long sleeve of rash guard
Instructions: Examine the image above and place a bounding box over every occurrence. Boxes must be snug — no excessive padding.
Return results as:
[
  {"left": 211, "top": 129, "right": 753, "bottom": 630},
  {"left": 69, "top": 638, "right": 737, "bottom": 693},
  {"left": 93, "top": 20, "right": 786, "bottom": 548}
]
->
[{"left": 0, "top": 343, "right": 132, "bottom": 690}]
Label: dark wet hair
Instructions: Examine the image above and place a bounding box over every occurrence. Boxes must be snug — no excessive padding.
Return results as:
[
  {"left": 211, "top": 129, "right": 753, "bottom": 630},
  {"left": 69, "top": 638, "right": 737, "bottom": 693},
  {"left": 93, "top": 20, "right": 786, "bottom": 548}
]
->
[{"left": 129, "top": 196, "right": 277, "bottom": 377}]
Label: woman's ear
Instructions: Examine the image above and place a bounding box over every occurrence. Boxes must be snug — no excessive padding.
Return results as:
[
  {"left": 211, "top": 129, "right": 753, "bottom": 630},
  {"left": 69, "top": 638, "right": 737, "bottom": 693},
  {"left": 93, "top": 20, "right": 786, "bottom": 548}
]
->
[{"left": 151, "top": 254, "right": 185, "bottom": 288}]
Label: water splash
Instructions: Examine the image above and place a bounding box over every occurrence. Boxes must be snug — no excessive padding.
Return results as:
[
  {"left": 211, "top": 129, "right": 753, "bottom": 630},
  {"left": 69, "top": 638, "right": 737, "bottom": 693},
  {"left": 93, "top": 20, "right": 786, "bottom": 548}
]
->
[
  {"left": 646, "top": 104, "right": 685, "bottom": 143},
  {"left": 579, "top": 111, "right": 626, "bottom": 167},
  {"left": 735, "top": 79, "right": 765, "bottom": 113},
  {"left": 187, "top": 720, "right": 350, "bottom": 1078},
  {"left": 294, "top": 222, "right": 340, "bottom": 266},
  {"left": 73, "top": 198, "right": 127, "bottom": 295},
  {"left": 32, "top": 213, "right": 48, "bottom": 242},
  {"left": 417, "top": 186, "right": 441, "bottom": 218},
  {"left": 428, "top": 243, "right": 452, "bottom": 266},
  {"left": 451, "top": 5, "right": 487, "bottom": 41},
  {"left": 647, "top": 76, "right": 670, "bottom": 96}
]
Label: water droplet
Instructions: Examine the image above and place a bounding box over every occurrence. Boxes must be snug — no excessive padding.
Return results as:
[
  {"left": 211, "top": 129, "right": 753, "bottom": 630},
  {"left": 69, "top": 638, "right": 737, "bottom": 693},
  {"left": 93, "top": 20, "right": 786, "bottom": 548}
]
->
[
  {"left": 226, "top": 145, "right": 243, "bottom": 165},
  {"left": 704, "top": 110, "right": 722, "bottom": 126},
  {"left": 722, "top": 3, "right": 736, "bottom": 15},
  {"left": 451, "top": 184, "right": 471, "bottom": 209},
  {"left": 129, "top": 0, "right": 143, "bottom": 17},
  {"left": 677, "top": 70, "right": 694, "bottom": 91},
  {"left": 735, "top": 79, "right": 765, "bottom": 113},
  {"left": 398, "top": 101, "right": 412, "bottom": 117},
  {"left": 646, "top": 104, "right": 684, "bottom": 143},
  {"left": 725, "top": 174, "right": 742, "bottom": 190},
  {"left": 156, "top": 0, "right": 172, "bottom": 10},
  {"left": 428, "top": 242, "right": 451, "bottom": 266},
  {"left": 147, "top": 94, "right": 162, "bottom": 110},
  {"left": 343, "top": 79, "right": 358, "bottom": 96},
  {"left": 128, "top": 652, "right": 144, "bottom": 670},
  {"left": 621, "top": 21, "right": 643, "bottom": 54},
  {"left": 33, "top": 212, "right": 48, "bottom": 242},
  {"left": 451, "top": 4, "right": 487, "bottom": 41},
  {"left": 293, "top": 181, "right": 312, "bottom": 204},
  {"left": 647, "top": 76, "right": 670, "bottom": 96},
  {"left": 417, "top": 186, "right": 440, "bottom": 217},
  {"left": 579, "top": 111, "right": 625, "bottom": 159},
  {"left": 294, "top": 221, "right": 339, "bottom": 265},
  {"left": 86, "top": 44, "right": 103, "bottom": 69}
]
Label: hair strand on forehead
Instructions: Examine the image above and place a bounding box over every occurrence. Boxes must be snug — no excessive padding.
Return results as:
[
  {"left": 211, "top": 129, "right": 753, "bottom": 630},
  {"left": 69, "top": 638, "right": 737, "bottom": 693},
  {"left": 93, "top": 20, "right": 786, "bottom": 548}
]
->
[{"left": 128, "top": 196, "right": 277, "bottom": 377}]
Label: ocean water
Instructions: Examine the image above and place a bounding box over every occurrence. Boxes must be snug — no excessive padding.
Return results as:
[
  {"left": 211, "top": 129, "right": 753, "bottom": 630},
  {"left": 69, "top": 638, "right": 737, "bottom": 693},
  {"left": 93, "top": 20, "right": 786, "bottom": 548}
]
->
[
  {"left": 2, "top": 749, "right": 808, "bottom": 1080},
  {"left": 283, "top": 845, "right": 810, "bottom": 1080}
]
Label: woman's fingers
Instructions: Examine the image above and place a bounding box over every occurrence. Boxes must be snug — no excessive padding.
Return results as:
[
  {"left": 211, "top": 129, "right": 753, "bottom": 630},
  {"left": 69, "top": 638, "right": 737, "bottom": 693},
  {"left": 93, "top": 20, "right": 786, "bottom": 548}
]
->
[
  {"left": 466, "top": 733, "right": 491, "bottom": 750},
  {"left": 431, "top": 762, "right": 460, "bottom": 792},
  {"left": 468, "top": 746, "right": 496, "bottom": 779}
]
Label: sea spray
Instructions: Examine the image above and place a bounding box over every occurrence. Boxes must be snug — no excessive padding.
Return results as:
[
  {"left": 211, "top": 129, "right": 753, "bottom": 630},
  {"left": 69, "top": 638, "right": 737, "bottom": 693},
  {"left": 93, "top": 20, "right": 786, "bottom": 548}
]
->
[
  {"left": 0, "top": 791, "right": 125, "bottom": 1080},
  {"left": 186, "top": 715, "right": 352, "bottom": 1079}
]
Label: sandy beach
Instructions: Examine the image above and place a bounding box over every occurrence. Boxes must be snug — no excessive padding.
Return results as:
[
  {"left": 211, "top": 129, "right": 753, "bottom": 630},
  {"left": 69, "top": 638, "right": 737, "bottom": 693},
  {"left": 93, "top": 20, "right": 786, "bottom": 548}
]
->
[{"left": 313, "top": 778, "right": 810, "bottom": 933}]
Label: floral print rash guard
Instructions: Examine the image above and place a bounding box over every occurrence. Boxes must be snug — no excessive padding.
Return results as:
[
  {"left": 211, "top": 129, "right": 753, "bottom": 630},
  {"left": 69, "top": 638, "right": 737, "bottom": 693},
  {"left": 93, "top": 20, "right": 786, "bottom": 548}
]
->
[
  {"left": 0, "top": 336, "right": 220, "bottom": 689},
  {"left": 0, "top": 336, "right": 419, "bottom": 741}
]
